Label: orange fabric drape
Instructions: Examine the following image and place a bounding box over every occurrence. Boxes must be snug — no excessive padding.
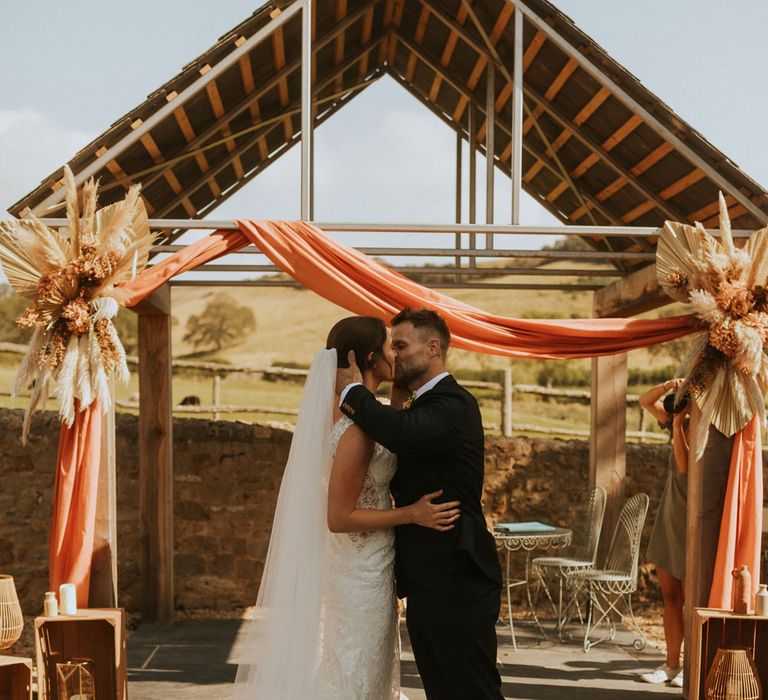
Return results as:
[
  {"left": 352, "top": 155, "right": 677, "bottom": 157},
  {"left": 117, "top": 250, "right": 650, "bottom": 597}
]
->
[
  {"left": 55, "top": 219, "right": 756, "bottom": 607},
  {"left": 121, "top": 220, "right": 699, "bottom": 356},
  {"left": 49, "top": 401, "right": 102, "bottom": 606},
  {"left": 708, "top": 415, "right": 763, "bottom": 609}
]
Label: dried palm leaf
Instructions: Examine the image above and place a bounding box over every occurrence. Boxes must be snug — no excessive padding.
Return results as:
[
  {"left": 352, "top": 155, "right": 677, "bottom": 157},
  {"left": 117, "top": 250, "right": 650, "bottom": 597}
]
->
[
  {"left": 63, "top": 166, "right": 80, "bottom": 256},
  {"left": 718, "top": 192, "right": 735, "bottom": 257},
  {"left": 55, "top": 336, "right": 79, "bottom": 426},
  {"left": 79, "top": 178, "right": 99, "bottom": 246},
  {"left": 745, "top": 227, "right": 768, "bottom": 288},
  {"left": 657, "top": 221, "right": 709, "bottom": 300},
  {"left": 20, "top": 367, "right": 49, "bottom": 446}
]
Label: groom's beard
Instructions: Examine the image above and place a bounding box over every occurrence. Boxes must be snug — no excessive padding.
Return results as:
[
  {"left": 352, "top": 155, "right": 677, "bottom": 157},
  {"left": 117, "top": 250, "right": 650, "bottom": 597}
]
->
[{"left": 394, "top": 362, "right": 428, "bottom": 387}]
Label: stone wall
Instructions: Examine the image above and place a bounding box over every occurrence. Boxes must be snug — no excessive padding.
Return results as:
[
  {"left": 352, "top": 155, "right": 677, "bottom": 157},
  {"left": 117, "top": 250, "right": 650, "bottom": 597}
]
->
[{"left": 0, "top": 407, "right": 763, "bottom": 617}]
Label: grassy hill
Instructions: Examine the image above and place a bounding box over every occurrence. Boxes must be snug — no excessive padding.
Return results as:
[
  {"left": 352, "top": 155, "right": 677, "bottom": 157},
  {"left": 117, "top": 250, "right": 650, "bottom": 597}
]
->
[{"left": 169, "top": 261, "right": 686, "bottom": 385}]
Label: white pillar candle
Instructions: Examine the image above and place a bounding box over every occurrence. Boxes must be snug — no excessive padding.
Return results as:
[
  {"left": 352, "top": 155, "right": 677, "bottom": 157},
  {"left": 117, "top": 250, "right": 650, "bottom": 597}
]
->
[{"left": 59, "top": 583, "right": 77, "bottom": 615}]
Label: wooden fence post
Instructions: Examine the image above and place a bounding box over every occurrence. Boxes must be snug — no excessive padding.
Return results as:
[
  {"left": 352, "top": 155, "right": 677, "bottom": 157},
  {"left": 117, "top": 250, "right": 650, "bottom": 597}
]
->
[
  {"left": 212, "top": 375, "right": 221, "bottom": 421},
  {"left": 502, "top": 368, "right": 513, "bottom": 437}
]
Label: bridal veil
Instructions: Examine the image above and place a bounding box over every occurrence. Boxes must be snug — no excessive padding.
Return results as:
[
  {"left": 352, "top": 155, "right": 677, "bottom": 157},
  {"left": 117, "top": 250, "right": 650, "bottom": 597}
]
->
[{"left": 233, "top": 348, "right": 336, "bottom": 698}]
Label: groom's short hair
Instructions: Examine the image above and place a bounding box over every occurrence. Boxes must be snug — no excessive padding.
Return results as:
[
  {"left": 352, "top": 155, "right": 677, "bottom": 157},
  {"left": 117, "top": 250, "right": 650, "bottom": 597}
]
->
[{"left": 392, "top": 308, "right": 451, "bottom": 357}]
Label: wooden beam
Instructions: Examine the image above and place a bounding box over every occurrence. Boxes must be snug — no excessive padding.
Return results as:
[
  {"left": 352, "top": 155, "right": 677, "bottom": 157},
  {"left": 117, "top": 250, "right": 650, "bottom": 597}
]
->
[
  {"left": 589, "top": 350, "right": 627, "bottom": 565},
  {"left": 137, "top": 284, "right": 174, "bottom": 623},
  {"left": 593, "top": 263, "right": 670, "bottom": 318},
  {"left": 272, "top": 26, "right": 293, "bottom": 141}
]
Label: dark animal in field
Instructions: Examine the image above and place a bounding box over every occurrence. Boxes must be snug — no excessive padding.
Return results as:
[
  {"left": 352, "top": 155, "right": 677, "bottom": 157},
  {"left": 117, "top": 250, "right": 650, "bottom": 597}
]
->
[{"left": 180, "top": 395, "right": 201, "bottom": 406}]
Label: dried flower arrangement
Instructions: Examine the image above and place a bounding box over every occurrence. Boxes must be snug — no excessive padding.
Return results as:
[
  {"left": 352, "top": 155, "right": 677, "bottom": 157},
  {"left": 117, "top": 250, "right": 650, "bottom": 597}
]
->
[
  {"left": 657, "top": 193, "right": 768, "bottom": 453},
  {"left": 0, "top": 166, "right": 156, "bottom": 441}
]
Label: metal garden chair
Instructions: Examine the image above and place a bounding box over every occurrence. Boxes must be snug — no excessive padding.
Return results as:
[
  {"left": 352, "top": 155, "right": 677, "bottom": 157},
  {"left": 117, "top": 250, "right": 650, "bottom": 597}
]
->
[
  {"left": 531, "top": 486, "right": 606, "bottom": 636},
  {"left": 569, "top": 492, "right": 650, "bottom": 652}
]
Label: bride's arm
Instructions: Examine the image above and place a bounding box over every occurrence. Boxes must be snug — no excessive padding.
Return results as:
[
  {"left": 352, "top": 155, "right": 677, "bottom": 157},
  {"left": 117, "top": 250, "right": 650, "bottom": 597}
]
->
[{"left": 327, "top": 423, "right": 461, "bottom": 534}]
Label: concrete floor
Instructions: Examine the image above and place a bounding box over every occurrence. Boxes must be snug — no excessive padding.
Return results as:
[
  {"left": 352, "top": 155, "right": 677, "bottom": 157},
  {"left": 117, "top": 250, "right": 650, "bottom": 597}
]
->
[{"left": 127, "top": 618, "right": 682, "bottom": 699}]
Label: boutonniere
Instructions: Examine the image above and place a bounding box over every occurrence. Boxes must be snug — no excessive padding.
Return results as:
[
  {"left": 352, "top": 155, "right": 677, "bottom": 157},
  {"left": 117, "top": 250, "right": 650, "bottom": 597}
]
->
[{"left": 402, "top": 392, "right": 416, "bottom": 410}]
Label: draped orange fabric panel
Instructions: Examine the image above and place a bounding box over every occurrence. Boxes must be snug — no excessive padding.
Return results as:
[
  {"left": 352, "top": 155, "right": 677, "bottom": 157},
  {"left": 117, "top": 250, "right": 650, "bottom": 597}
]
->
[
  {"left": 49, "top": 401, "right": 102, "bottom": 606},
  {"left": 120, "top": 221, "right": 700, "bottom": 355},
  {"left": 708, "top": 415, "right": 763, "bottom": 609},
  {"left": 52, "top": 219, "right": 755, "bottom": 607}
]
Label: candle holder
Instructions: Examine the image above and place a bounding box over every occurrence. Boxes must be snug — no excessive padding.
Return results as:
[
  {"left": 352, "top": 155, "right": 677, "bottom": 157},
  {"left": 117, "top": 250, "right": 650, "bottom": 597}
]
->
[
  {"left": 56, "top": 657, "right": 95, "bottom": 700},
  {"left": 0, "top": 575, "right": 24, "bottom": 650},
  {"left": 704, "top": 646, "right": 761, "bottom": 700}
]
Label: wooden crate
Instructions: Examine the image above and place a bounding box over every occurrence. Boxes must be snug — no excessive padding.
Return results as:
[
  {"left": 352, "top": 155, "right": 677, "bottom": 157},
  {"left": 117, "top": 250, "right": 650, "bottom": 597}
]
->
[
  {"left": 34, "top": 608, "right": 126, "bottom": 700},
  {"left": 0, "top": 656, "right": 32, "bottom": 700},
  {"left": 690, "top": 607, "right": 768, "bottom": 699}
]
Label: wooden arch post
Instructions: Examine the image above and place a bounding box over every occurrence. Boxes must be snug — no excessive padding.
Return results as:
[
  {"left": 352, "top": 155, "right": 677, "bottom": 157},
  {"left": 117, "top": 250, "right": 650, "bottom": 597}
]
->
[
  {"left": 134, "top": 285, "right": 174, "bottom": 622},
  {"left": 590, "top": 265, "right": 668, "bottom": 553}
]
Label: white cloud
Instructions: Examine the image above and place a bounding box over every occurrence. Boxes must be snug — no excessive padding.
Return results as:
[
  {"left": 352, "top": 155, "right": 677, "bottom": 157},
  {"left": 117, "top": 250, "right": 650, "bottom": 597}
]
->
[{"left": 0, "top": 109, "right": 93, "bottom": 213}]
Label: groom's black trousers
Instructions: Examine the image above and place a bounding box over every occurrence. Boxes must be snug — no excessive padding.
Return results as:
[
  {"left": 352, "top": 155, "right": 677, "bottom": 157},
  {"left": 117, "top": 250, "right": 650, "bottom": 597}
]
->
[{"left": 405, "top": 555, "right": 503, "bottom": 700}]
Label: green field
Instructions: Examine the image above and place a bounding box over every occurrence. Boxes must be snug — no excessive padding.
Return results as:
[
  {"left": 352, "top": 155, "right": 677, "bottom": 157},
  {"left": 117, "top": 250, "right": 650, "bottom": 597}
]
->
[{"left": 0, "top": 262, "right": 689, "bottom": 439}]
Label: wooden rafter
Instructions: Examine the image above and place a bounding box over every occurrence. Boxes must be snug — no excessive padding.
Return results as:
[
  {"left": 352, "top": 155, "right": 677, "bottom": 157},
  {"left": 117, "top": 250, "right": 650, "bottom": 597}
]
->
[
  {"left": 237, "top": 38, "right": 270, "bottom": 161},
  {"left": 272, "top": 25, "right": 293, "bottom": 141}
]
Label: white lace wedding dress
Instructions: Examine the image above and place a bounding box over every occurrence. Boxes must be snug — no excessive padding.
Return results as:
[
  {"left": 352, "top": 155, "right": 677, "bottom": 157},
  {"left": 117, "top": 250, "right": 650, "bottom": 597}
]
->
[{"left": 320, "top": 414, "right": 400, "bottom": 699}]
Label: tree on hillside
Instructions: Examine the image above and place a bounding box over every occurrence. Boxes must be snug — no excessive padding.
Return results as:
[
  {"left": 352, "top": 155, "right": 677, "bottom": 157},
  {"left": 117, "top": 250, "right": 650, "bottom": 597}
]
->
[
  {"left": 0, "top": 284, "right": 33, "bottom": 344},
  {"left": 183, "top": 293, "right": 256, "bottom": 352}
]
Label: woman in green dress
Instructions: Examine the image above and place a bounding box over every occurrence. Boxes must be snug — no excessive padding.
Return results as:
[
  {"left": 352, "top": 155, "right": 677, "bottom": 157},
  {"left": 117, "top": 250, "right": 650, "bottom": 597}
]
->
[{"left": 638, "top": 378, "right": 689, "bottom": 689}]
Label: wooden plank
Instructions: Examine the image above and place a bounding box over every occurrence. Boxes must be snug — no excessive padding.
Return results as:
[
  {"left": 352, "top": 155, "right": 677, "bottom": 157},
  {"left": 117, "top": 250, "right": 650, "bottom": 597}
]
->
[
  {"left": 173, "top": 106, "right": 210, "bottom": 174},
  {"left": 272, "top": 26, "right": 293, "bottom": 141},
  {"left": 621, "top": 199, "right": 656, "bottom": 223},
  {"left": 88, "top": 378, "right": 117, "bottom": 608},
  {"left": 573, "top": 86, "right": 611, "bottom": 126},
  {"left": 523, "top": 30, "right": 546, "bottom": 71},
  {"left": 138, "top": 133, "right": 191, "bottom": 209},
  {"left": 334, "top": 0, "right": 348, "bottom": 90},
  {"left": 589, "top": 347, "right": 627, "bottom": 564},
  {"left": 593, "top": 262, "right": 668, "bottom": 318},
  {"left": 630, "top": 141, "right": 674, "bottom": 176},
  {"left": 659, "top": 168, "right": 706, "bottom": 200},
  {"left": 238, "top": 51, "right": 270, "bottom": 160},
  {"left": 358, "top": 5, "right": 375, "bottom": 81},
  {"left": 544, "top": 58, "right": 577, "bottom": 101},
  {"left": 137, "top": 285, "right": 174, "bottom": 623},
  {"left": 687, "top": 193, "right": 735, "bottom": 223},
  {"left": 428, "top": 2, "right": 469, "bottom": 103}
]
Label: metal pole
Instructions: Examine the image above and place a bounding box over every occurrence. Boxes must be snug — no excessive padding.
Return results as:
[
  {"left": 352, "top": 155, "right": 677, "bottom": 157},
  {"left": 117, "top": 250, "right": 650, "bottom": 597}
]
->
[
  {"left": 30, "top": 1, "right": 303, "bottom": 216},
  {"left": 468, "top": 103, "right": 477, "bottom": 267},
  {"left": 455, "top": 131, "right": 463, "bottom": 280},
  {"left": 301, "top": 0, "right": 312, "bottom": 220},
  {"left": 511, "top": 3, "right": 523, "bottom": 225},
  {"left": 503, "top": 367, "right": 513, "bottom": 437},
  {"left": 486, "top": 62, "right": 495, "bottom": 249}
]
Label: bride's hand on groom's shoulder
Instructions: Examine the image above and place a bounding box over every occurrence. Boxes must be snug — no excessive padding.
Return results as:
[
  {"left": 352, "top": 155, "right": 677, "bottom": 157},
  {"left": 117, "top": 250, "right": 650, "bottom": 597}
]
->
[
  {"left": 335, "top": 350, "right": 362, "bottom": 394},
  {"left": 408, "top": 490, "right": 461, "bottom": 531}
]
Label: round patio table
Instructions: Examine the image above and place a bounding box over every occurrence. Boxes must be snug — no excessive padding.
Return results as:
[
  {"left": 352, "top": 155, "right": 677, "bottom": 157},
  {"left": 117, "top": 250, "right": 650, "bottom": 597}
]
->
[{"left": 494, "top": 525, "right": 572, "bottom": 650}]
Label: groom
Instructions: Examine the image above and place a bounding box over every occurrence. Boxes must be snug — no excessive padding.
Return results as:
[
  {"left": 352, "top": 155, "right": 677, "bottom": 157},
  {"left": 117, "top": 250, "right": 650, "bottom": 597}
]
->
[{"left": 337, "top": 308, "right": 503, "bottom": 699}]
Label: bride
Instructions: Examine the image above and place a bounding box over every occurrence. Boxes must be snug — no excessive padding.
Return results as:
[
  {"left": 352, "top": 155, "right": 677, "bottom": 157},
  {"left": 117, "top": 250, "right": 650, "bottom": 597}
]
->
[{"left": 233, "top": 316, "right": 461, "bottom": 699}]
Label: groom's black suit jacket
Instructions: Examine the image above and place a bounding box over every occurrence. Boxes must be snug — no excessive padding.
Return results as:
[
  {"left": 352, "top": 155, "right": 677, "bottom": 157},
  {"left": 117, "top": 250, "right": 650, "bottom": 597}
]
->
[{"left": 340, "top": 375, "right": 501, "bottom": 597}]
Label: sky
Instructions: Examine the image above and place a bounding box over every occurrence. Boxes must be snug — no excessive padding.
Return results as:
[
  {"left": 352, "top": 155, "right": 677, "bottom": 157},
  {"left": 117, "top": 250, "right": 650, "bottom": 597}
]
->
[{"left": 1, "top": 0, "right": 767, "bottom": 267}]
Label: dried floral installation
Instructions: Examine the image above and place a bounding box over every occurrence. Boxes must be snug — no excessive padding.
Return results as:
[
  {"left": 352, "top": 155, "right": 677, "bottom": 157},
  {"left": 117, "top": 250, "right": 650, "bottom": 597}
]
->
[
  {"left": 0, "top": 166, "right": 156, "bottom": 442},
  {"left": 658, "top": 192, "right": 768, "bottom": 453}
]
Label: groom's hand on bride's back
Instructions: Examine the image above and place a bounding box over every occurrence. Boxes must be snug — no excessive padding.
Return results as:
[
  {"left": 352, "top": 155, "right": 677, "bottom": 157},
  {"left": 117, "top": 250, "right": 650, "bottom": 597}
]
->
[{"left": 335, "top": 349, "right": 363, "bottom": 395}]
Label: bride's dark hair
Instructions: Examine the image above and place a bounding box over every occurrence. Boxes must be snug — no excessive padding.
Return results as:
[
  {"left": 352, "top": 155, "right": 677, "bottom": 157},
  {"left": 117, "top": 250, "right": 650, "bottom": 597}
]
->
[{"left": 326, "top": 316, "right": 387, "bottom": 376}]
